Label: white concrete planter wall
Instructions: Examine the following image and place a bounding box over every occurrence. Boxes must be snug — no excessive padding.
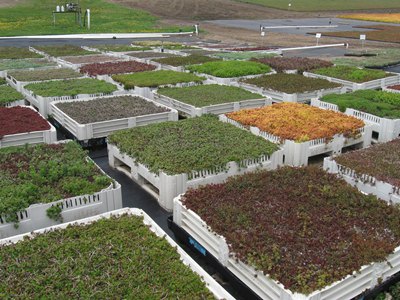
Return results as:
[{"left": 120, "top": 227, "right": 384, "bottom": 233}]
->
[
  {"left": 21, "top": 86, "right": 127, "bottom": 117},
  {"left": 219, "top": 114, "right": 372, "bottom": 167},
  {"left": 173, "top": 197, "right": 400, "bottom": 300},
  {"left": 0, "top": 207, "right": 234, "bottom": 300},
  {"left": 303, "top": 71, "right": 400, "bottom": 92},
  {"left": 311, "top": 98, "right": 400, "bottom": 142},
  {"left": 153, "top": 89, "right": 271, "bottom": 117},
  {"left": 107, "top": 143, "right": 283, "bottom": 211},
  {"left": 0, "top": 106, "right": 57, "bottom": 148},
  {"left": 0, "top": 160, "right": 122, "bottom": 239},
  {"left": 237, "top": 81, "right": 345, "bottom": 103},
  {"left": 50, "top": 95, "right": 178, "bottom": 141},
  {"left": 323, "top": 157, "right": 400, "bottom": 204}
]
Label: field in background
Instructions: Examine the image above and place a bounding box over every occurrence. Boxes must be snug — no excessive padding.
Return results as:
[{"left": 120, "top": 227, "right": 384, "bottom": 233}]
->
[
  {"left": 340, "top": 13, "right": 400, "bottom": 24},
  {"left": 321, "top": 25, "right": 400, "bottom": 44},
  {"left": 238, "top": 0, "right": 400, "bottom": 11},
  {"left": 0, "top": 0, "right": 185, "bottom": 37}
]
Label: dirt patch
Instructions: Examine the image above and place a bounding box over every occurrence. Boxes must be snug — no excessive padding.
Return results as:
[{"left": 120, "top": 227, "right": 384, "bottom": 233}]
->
[{"left": 107, "top": 0, "right": 321, "bottom": 20}]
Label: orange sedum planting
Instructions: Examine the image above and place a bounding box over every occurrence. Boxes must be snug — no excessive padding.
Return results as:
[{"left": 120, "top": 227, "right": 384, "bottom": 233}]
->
[
  {"left": 340, "top": 13, "right": 400, "bottom": 24},
  {"left": 227, "top": 103, "right": 365, "bottom": 142}
]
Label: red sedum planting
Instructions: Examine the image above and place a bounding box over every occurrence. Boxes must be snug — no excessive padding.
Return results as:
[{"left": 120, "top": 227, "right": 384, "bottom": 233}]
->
[
  {"left": 0, "top": 106, "right": 50, "bottom": 139},
  {"left": 80, "top": 61, "right": 156, "bottom": 76},
  {"left": 182, "top": 166, "right": 400, "bottom": 294}
]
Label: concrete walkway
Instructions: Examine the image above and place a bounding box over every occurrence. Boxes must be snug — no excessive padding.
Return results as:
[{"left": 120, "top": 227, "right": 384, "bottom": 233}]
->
[{"left": 0, "top": 32, "right": 193, "bottom": 40}]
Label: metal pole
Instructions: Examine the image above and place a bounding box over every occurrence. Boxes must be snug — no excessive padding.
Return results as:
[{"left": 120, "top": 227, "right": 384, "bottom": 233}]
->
[{"left": 87, "top": 9, "right": 90, "bottom": 30}]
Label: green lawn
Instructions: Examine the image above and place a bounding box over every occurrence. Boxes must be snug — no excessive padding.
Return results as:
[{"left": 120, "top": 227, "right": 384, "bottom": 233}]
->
[
  {"left": 238, "top": 0, "right": 400, "bottom": 11},
  {"left": 0, "top": 0, "right": 185, "bottom": 37}
]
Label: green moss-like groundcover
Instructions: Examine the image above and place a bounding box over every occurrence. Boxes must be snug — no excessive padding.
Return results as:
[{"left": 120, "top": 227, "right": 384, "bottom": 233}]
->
[
  {"left": 157, "top": 84, "right": 264, "bottom": 107},
  {"left": 311, "top": 66, "right": 392, "bottom": 83},
  {"left": 108, "top": 115, "right": 279, "bottom": 175},
  {"left": 7, "top": 68, "right": 81, "bottom": 82},
  {"left": 0, "top": 214, "right": 214, "bottom": 299},
  {"left": 153, "top": 55, "right": 220, "bottom": 67},
  {"left": 187, "top": 60, "right": 271, "bottom": 78},
  {"left": 182, "top": 166, "right": 400, "bottom": 294},
  {"left": 112, "top": 70, "right": 204, "bottom": 88},
  {"left": 0, "top": 142, "right": 112, "bottom": 224},
  {"left": 24, "top": 78, "right": 117, "bottom": 97},
  {"left": 0, "top": 85, "right": 24, "bottom": 106},
  {"left": 321, "top": 90, "right": 400, "bottom": 119}
]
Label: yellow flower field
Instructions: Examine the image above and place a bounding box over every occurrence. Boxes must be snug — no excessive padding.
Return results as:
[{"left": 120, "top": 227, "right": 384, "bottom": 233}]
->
[
  {"left": 227, "top": 103, "right": 365, "bottom": 142},
  {"left": 340, "top": 13, "right": 400, "bottom": 24}
]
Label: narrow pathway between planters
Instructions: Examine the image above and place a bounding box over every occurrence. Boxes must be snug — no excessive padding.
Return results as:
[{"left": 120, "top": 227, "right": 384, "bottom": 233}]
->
[{"left": 89, "top": 147, "right": 246, "bottom": 300}]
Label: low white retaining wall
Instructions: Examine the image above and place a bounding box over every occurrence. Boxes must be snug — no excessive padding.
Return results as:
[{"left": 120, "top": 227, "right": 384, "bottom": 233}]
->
[
  {"left": 0, "top": 162, "right": 122, "bottom": 239},
  {"left": 50, "top": 95, "right": 178, "bottom": 141},
  {"left": 237, "top": 81, "right": 345, "bottom": 103},
  {"left": 0, "top": 207, "right": 233, "bottom": 300},
  {"left": 323, "top": 157, "right": 400, "bottom": 204},
  {"left": 173, "top": 197, "right": 400, "bottom": 300},
  {"left": 311, "top": 98, "right": 400, "bottom": 143},
  {"left": 153, "top": 90, "right": 271, "bottom": 117},
  {"left": 0, "top": 106, "right": 57, "bottom": 148},
  {"left": 108, "top": 143, "right": 283, "bottom": 211},
  {"left": 22, "top": 86, "right": 127, "bottom": 117},
  {"left": 303, "top": 71, "right": 400, "bottom": 92},
  {"left": 219, "top": 114, "right": 372, "bottom": 167}
]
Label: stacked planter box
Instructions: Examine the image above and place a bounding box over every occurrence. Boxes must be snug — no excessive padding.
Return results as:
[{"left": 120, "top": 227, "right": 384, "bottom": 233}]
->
[
  {"left": 383, "top": 85, "right": 400, "bottom": 94},
  {"left": 0, "top": 208, "right": 233, "bottom": 300},
  {"left": 6, "top": 68, "right": 83, "bottom": 92},
  {"left": 323, "top": 157, "right": 400, "bottom": 204},
  {"left": 304, "top": 71, "right": 400, "bottom": 92},
  {"left": 237, "top": 80, "right": 345, "bottom": 103},
  {"left": 172, "top": 196, "right": 400, "bottom": 300},
  {"left": 311, "top": 98, "right": 400, "bottom": 143},
  {"left": 22, "top": 86, "right": 126, "bottom": 117},
  {"left": 108, "top": 143, "right": 282, "bottom": 211},
  {"left": 50, "top": 95, "right": 178, "bottom": 142},
  {"left": 0, "top": 106, "right": 56, "bottom": 148},
  {"left": 153, "top": 86, "right": 271, "bottom": 117},
  {"left": 0, "top": 143, "right": 122, "bottom": 238},
  {"left": 220, "top": 109, "right": 372, "bottom": 167}
]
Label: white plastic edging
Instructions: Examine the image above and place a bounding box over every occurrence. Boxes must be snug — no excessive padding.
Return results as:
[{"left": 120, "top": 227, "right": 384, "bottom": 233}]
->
[
  {"left": 0, "top": 158, "right": 122, "bottom": 239},
  {"left": 108, "top": 143, "right": 283, "bottom": 211},
  {"left": 173, "top": 197, "right": 400, "bottom": 300},
  {"left": 219, "top": 114, "right": 372, "bottom": 167},
  {"left": 153, "top": 90, "right": 271, "bottom": 117},
  {"left": 323, "top": 157, "right": 400, "bottom": 204},
  {"left": 237, "top": 81, "right": 345, "bottom": 103},
  {"left": 0, "top": 207, "right": 234, "bottom": 300},
  {"left": 303, "top": 71, "right": 400, "bottom": 92},
  {"left": 50, "top": 95, "right": 178, "bottom": 141},
  {"left": 311, "top": 98, "right": 400, "bottom": 143},
  {"left": 0, "top": 106, "right": 57, "bottom": 148}
]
